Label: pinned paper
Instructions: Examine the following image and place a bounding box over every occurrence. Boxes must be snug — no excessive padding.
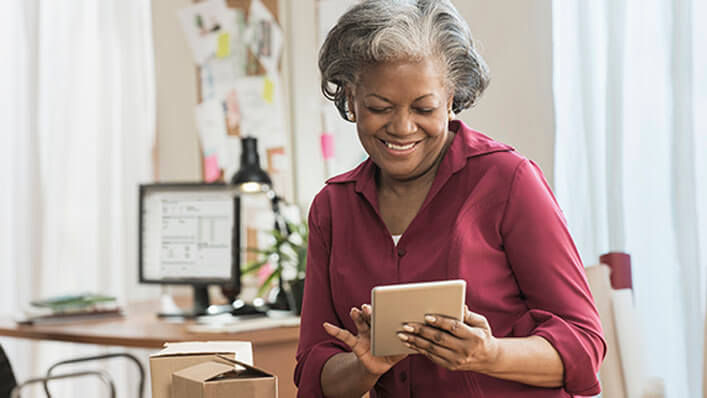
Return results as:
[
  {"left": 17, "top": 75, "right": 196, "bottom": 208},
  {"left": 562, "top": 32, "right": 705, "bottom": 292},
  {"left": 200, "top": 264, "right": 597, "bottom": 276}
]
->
[
  {"left": 233, "top": 76, "right": 284, "bottom": 138},
  {"left": 195, "top": 99, "right": 231, "bottom": 169},
  {"left": 203, "top": 154, "right": 221, "bottom": 182},
  {"left": 216, "top": 32, "right": 230, "bottom": 58},
  {"left": 266, "top": 146, "right": 290, "bottom": 202},
  {"left": 225, "top": 89, "right": 241, "bottom": 135},
  {"left": 266, "top": 147, "right": 286, "bottom": 174},
  {"left": 245, "top": 0, "right": 283, "bottom": 76},
  {"left": 263, "top": 78, "right": 274, "bottom": 104},
  {"left": 177, "top": 0, "right": 237, "bottom": 65},
  {"left": 200, "top": 56, "right": 244, "bottom": 101}
]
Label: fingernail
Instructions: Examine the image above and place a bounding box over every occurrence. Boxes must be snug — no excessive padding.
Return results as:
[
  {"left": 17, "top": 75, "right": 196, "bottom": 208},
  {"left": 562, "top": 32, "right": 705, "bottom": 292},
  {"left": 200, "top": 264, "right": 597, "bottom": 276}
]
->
[
  {"left": 425, "top": 315, "right": 436, "bottom": 323},
  {"left": 397, "top": 333, "right": 408, "bottom": 341},
  {"left": 402, "top": 324, "right": 414, "bottom": 333}
]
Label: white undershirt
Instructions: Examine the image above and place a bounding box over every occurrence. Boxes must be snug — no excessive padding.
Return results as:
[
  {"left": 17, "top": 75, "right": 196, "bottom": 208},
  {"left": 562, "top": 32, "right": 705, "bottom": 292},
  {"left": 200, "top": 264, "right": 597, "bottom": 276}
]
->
[{"left": 392, "top": 234, "right": 402, "bottom": 246}]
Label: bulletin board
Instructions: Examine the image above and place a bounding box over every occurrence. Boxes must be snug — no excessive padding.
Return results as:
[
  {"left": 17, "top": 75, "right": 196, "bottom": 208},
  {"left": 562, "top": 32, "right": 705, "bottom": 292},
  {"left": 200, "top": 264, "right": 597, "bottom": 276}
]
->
[
  {"left": 181, "top": 0, "right": 291, "bottom": 201},
  {"left": 179, "top": 0, "right": 292, "bottom": 274}
]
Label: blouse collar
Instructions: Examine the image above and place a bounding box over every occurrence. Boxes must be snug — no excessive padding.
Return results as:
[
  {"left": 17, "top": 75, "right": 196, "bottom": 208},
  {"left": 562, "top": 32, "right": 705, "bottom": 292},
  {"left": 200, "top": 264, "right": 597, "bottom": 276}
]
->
[{"left": 325, "top": 120, "right": 514, "bottom": 213}]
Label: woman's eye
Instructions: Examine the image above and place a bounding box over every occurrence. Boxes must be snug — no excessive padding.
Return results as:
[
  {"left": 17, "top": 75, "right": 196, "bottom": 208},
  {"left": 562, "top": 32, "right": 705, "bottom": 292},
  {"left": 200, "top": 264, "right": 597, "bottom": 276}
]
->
[
  {"left": 416, "top": 108, "right": 435, "bottom": 114},
  {"left": 368, "top": 107, "right": 391, "bottom": 113}
]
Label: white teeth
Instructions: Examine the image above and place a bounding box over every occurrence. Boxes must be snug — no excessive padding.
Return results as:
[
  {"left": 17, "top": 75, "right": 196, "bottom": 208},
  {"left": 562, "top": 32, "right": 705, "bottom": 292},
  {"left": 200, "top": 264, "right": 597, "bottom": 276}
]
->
[{"left": 385, "top": 141, "right": 416, "bottom": 150}]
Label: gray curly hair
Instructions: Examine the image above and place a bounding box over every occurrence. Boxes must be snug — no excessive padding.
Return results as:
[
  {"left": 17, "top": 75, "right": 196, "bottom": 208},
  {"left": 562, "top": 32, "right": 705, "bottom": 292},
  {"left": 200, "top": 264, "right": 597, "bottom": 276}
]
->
[{"left": 319, "top": 0, "right": 489, "bottom": 121}]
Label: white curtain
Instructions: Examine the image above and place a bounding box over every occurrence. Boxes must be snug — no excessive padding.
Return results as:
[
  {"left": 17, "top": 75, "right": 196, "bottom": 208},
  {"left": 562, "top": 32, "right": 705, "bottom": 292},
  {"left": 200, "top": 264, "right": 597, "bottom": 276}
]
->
[
  {"left": 553, "top": 0, "right": 707, "bottom": 397},
  {"left": 0, "top": 0, "right": 156, "bottom": 395}
]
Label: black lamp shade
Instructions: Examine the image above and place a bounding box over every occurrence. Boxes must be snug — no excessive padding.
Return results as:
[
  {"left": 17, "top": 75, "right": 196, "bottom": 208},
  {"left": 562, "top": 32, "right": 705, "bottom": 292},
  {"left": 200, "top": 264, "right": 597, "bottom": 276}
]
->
[{"left": 231, "top": 136, "right": 272, "bottom": 192}]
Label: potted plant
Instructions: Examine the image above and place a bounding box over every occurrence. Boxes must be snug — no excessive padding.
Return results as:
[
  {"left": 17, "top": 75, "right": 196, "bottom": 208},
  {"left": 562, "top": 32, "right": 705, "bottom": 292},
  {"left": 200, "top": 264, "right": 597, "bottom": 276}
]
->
[{"left": 242, "top": 220, "right": 307, "bottom": 315}]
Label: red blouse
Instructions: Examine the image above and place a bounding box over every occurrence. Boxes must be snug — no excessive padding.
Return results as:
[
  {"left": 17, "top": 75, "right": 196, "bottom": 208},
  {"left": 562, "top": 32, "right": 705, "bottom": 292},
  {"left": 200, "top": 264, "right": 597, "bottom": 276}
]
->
[{"left": 294, "top": 120, "right": 606, "bottom": 397}]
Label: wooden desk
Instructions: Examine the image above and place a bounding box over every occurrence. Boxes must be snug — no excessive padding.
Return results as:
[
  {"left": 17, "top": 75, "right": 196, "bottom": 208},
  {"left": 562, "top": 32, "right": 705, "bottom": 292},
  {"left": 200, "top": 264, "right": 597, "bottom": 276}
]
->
[{"left": 0, "top": 300, "right": 300, "bottom": 398}]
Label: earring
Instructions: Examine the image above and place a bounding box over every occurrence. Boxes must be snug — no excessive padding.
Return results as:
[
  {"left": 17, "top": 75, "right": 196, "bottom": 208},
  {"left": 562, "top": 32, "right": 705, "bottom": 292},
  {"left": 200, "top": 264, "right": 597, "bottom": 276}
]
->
[
  {"left": 448, "top": 108, "right": 455, "bottom": 120},
  {"left": 347, "top": 111, "right": 356, "bottom": 122}
]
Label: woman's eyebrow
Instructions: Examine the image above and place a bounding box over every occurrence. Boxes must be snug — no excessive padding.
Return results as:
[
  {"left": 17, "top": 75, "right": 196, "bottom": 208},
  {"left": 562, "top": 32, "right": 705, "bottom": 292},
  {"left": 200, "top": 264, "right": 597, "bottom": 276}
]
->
[
  {"left": 364, "top": 93, "right": 393, "bottom": 103},
  {"left": 412, "top": 94, "right": 437, "bottom": 102},
  {"left": 364, "top": 93, "right": 437, "bottom": 103}
]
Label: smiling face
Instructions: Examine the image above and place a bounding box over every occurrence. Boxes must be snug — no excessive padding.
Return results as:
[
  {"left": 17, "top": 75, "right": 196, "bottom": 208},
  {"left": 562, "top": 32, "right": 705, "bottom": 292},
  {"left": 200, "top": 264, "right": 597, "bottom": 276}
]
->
[{"left": 349, "top": 58, "right": 454, "bottom": 184}]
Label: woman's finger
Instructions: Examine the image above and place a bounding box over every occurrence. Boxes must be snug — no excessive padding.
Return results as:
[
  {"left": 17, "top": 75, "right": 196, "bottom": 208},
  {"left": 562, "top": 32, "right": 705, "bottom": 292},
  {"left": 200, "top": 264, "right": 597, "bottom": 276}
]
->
[
  {"left": 407, "top": 322, "right": 456, "bottom": 351},
  {"left": 422, "top": 314, "right": 470, "bottom": 339},
  {"left": 464, "top": 307, "right": 491, "bottom": 331},
  {"left": 361, "top": 304, "right": 372, "bottom": 324},
  {"left": 351, "top": 307, "right": 370, "bottom": 334},
  {"left": 323, "top": 322, "right": 358, "bottom": 349},
  {"left": 399, "top": 329, "right": 459, "bottom": 362},
  {"left": 402, "top": 339, "right": 457, "bottom": 369}
]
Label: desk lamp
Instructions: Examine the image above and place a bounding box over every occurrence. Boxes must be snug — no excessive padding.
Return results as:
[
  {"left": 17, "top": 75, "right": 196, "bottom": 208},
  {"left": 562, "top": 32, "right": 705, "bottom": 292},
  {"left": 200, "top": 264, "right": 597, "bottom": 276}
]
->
[
  {"left": 230, "top": 136, "right": 291, "bottom": 312},
  {"left": 231, "top": 137, "right": 272, "bottom": 194}
]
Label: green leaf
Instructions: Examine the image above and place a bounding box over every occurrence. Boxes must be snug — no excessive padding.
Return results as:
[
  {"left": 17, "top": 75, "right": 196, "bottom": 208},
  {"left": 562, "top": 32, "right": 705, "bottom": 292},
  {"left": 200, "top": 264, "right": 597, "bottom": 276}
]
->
[
  {"left": 241, "top": 259, "right": 268, "bottom": 275},
  {"left": 244, "top": 247, "right": 276, "bottom": 256},
  {"left": 242, "top": 219, "right": 309, "bottom": 283},
  {"left": 257, "top": 268, "right": 281, "bottom": 297}
]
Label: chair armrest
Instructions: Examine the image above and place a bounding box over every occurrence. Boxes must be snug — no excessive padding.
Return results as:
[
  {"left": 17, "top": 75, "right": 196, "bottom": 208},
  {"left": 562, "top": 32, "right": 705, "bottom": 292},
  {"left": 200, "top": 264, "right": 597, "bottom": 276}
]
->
[
  {"left": 44, "top": 352, "right": 145, "bottom": 398},
  {"left": 11, "top": 369, "right": 115, "bottom": 398}
]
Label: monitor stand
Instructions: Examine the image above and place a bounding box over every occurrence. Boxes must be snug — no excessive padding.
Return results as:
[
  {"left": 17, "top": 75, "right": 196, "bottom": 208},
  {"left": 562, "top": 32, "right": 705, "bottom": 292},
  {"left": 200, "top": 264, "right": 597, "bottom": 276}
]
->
[{"left": 157, "top": 285, "right": 231, "bottom": 318}]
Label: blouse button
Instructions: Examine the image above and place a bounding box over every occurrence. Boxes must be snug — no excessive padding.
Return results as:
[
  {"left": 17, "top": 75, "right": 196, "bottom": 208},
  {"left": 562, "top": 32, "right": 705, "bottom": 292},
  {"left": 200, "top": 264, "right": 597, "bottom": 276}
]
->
[
  {"left": 397, "top": 247, "right": 407, "bottom": 256},
  {"left": 399, "top": 371, "right": 407, "bottom": 382}
]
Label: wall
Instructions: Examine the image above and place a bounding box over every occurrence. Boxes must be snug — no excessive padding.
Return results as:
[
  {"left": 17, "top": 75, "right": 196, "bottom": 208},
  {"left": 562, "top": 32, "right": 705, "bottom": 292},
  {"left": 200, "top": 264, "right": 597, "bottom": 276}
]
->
[
  {"left": 152, "top": 0, "right": 202, "bottom": 182},
  {"left": 153, "top": 0, "right": 555, "bottom": 207},
  {"left": 456, "top": 0, "right": 555, "bottom": 185}
]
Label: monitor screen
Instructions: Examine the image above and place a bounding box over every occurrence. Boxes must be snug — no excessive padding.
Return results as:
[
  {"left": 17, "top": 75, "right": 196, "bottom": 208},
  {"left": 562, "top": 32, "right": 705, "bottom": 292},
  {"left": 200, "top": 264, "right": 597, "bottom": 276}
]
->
[{"left": 139, "top": 183, "right": 239, "bottom": 286}]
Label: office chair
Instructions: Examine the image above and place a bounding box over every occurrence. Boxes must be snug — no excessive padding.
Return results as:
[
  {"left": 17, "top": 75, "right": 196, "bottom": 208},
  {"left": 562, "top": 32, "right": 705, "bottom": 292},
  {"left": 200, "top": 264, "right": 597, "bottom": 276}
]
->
[{"left": 0, "top": 345, "right": 145, "bottom": 398}]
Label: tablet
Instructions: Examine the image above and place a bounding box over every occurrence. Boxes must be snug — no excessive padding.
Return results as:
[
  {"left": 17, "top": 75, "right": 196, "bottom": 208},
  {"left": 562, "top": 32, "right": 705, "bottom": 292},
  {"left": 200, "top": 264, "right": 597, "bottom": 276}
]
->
[{"left": 370, "top": 279, "right": 466, "bottom": 356}]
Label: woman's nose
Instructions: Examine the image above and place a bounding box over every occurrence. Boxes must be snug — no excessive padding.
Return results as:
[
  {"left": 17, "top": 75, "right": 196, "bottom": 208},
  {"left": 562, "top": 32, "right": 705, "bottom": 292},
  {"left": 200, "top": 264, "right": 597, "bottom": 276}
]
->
[{"left": 387, "top": 110, "right": 417, "bottom": 136}]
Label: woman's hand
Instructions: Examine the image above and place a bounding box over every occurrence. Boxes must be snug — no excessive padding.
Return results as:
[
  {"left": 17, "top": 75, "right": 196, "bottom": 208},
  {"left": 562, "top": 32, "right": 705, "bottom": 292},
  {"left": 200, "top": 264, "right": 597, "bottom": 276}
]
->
[
  {"left": 398, "top": 305, "right": 501, "bottom": 372},
  {"left": 323, "top": 304, "right": 407, "bottom": 377}
]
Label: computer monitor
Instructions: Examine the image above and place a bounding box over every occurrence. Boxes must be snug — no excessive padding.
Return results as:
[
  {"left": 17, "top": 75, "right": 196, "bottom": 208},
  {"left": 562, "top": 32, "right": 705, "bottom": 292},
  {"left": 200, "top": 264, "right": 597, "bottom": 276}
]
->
[{"left": 139, "top": 183, "right": 240, "bottom": 317}]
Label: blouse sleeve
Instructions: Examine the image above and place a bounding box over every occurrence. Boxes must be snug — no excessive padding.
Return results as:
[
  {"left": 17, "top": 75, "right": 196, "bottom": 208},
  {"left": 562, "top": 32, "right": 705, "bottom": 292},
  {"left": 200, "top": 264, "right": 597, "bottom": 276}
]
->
[
  {"left": 500, "top": 159, "right": 607, "bottom": 396},
  {"left": 294, "top": 192, "right": 349, "bottom": 397}
]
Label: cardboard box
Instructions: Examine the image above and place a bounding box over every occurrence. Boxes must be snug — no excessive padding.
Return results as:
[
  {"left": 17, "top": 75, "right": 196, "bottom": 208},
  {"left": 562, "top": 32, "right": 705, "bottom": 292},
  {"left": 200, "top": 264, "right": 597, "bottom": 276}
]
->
[
  {"left": 172, "top": 357, "right": 277, "bottom": 398},
  {"left": 149, "top": 341, "right": 253, "bottom": 398}
]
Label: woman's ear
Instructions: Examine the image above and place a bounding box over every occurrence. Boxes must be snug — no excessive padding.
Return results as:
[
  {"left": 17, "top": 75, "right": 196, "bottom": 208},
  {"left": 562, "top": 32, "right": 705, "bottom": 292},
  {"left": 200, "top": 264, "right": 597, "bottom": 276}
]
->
[
  {"left": 346, "top": 87, "right": 356, "bottom": 113},
  {"left": 447, "top": 91, "right": 455, "bottom": 120},
  {"left": 345, "top": 86, "right": 357, "bottom": 122}
]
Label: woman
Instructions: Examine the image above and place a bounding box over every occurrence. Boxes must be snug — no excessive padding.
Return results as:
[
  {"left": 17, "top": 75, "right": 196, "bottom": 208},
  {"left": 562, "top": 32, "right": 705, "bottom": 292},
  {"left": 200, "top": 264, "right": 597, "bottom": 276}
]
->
[{"left": 295, "top": 1, "right": 605, "bottom": 397}]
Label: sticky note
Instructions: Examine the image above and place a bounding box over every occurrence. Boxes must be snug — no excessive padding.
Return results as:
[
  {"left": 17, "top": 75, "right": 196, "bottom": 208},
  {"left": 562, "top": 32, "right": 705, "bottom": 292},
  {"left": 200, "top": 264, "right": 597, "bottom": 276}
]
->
[
  {"left": 204, "top": 154, "right": 221, "bottom": 182},
  {"left": 320, "top": 133, "right": 335, "bottom": 159},
  {"left": 263, "top": 78, "right": 274, "bottom": 104},
  {"left": 216, "top": 32, "right": 230, "bottom": 58}
]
